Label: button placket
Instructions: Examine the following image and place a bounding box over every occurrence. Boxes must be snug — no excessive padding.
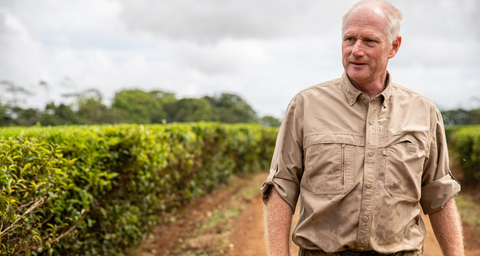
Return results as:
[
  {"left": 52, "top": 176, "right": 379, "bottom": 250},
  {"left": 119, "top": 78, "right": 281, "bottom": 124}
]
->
[{"left": 356, "top": 100, "right": 380, "bottom": 251}]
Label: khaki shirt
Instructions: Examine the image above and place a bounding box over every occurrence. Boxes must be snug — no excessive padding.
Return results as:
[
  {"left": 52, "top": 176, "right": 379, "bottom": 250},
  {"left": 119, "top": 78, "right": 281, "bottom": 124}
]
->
[{"left": 261, "top": 72, "right": 461, "bottom": 254}]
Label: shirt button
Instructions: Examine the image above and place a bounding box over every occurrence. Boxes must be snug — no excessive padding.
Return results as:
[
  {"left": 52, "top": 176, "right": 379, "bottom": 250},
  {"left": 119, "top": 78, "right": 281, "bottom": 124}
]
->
[
  {"left": 368, "top": 151, "right": 374, "bottom": 156},
  {"left": 366, "top": 183, "right": 372, "bottom": 189},
  {"left": 369, "top": 120, "right": 374, "bottom": 125},
  {"left": 363, "top": 216, "right": 369, "bottom": 222},
  {"left": 360, "top": 94, "right": 365, "bottom": 100}
]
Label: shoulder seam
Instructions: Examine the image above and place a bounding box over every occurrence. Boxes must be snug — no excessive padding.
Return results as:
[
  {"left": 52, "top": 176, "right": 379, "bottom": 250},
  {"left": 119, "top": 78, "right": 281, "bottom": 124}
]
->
[
  {"left": 293, "top": 78, "right": 341, "bottom": 98},
  {"left": 391, "top": 83, "right": 437, "bottom": 106}
]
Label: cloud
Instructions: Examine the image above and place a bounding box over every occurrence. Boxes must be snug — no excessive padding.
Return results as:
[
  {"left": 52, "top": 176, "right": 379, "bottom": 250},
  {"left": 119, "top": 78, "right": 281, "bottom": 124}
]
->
[
  {"left": 168, "top": 38, "right": 270, "bottom": 75},
  {"left": 118, "top": 0, "right": 357, "bottom": 43},
  {"left": 396, "top": 0, "right": 479, "bottom": 39},
  {"left": 0, "top": 0, "right": 478, "bottom": 116},
  {"left": 394, "top": 38, "right": 478, "bottom": 68},
  {"left": 392, "top": 0, "right": 480, "bottom": 68},
  {"left": 0, "top": 8, "right": 45, "bottom": 89}
]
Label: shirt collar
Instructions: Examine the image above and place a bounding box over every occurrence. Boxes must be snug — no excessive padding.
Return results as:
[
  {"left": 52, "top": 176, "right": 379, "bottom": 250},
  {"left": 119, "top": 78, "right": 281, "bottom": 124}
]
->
[{"left": 341, "top": 71, "right": 392, "bottom": 108}]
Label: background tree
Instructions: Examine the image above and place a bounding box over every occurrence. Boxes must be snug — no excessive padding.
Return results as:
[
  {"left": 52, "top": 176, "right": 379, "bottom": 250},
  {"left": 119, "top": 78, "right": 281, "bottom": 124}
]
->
[
  {"left": 148, "top": 90, "right": 178, "bottom": 123},
  {"left": 441, "top": 108, "right": 480, "bottom": 125},
  {"left": 61, "top": 89, "right": 110, "bottom": 124},
  {"left": 43, "top": 103, "right": 78, "bottom": 126},
  {"left": 0, "top": 80, "right": 33, "bottom": 108},
  {"left": 204, "top": 93, "right": 258, "bottom": 123},
  {"left": 0, "top": 81, "right": 288, "bottom": 128},
  {"left": 0, "top": 102, "right": 13, "bottom": 126},
  {"left": 76, "top": 98, "right": 110, "bottom": 125},
  {"left": 260, "top": 115, "right": 282, "bottom": 127},
  {"left": 11, "top": 107, "right": 42, "bottom": 126},
  {"left": 111, "top": 89, "right": 169, "bottom": 124},
  {"left": 169, "top": 98, "right": 214, "bottom": 122}
]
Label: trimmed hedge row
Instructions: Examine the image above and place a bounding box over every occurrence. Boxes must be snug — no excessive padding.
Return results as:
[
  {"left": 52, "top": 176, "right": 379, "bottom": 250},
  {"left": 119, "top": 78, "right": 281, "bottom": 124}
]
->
[
  {"left": 0, "top": 123, "right": 278, "bottom": 255},
  {"left": 447, "top": 125, "right": 480, "bottom": 186}
]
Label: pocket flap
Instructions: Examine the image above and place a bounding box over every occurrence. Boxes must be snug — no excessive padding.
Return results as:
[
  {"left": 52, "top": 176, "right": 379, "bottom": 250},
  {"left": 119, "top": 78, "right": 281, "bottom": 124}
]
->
[
  {"left": 304, "top": 133, "right": 365, "bottom": 149},
  {"left": 379, "top": 133, "right": 427, "bottom": 150}
]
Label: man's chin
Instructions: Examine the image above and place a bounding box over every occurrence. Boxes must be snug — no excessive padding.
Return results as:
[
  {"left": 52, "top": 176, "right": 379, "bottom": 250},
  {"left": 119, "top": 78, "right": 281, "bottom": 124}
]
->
[{"left": 346, "top": 72, "right": 368, "bottom": 83}]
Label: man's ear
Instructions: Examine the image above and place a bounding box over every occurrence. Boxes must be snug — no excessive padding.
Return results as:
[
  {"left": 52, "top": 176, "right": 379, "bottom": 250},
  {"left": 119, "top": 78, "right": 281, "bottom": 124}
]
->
[{"left": 388, "top": 35, "right": 402, "bottom": 59}]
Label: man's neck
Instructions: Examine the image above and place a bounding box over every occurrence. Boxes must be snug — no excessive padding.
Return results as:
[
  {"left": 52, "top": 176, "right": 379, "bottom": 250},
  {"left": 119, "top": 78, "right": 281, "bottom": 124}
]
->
[{"left": 348, "top": 74, "right": 388, "bottom": 100}]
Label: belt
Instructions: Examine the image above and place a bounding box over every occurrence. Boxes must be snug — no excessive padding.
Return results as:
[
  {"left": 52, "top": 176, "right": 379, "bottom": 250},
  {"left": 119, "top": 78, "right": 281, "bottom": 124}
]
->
[
  {"left": 300, "top": 248, "right": 394, "bottom": 256},
  {"left": 338, "top": 251, "right": 392, "bottom": 256}
]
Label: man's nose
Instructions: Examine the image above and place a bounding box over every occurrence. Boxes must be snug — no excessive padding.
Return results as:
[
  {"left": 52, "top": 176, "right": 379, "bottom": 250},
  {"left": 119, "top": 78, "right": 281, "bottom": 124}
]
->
[{"left": 352, "top": 40, "right": 364, "bottom": 57}]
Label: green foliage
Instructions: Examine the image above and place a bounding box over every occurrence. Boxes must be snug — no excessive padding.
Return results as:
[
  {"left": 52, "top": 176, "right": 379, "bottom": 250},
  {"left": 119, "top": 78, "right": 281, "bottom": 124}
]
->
[
  {"left": 76, "top": 98, "right": 110, "bottom": 125},
  {"left": 441, "top": 108, "right": 480, "bottom": 126},
  {"left": 0, "top": 86, "right": 280, "bottom": 127},
  {"left": 0, "top": 103, "right": 13, "bottom": 125},
  {"left": 168, "top": 98, "right": 215, "bottom": 122},
  {"left": 111, "top": 89, "right": 170, "bottom": 124},
  {"left": 0, "top": 138, "right": 79, "bottom": 255},
  {"left": 448, "top": 125, "right": 480, "bottom": 186},
  {"left": 43, "top": 103, "right": 78, "bottom": 126},
  {"left": 11, "top": 108, "right": 43, "bottom": 127},
  {"left": 0, "top": 123, "right": 278, "bottom": 255},
  {"left": 204, "top": 94, "right": 258, "bottom": 123},
  {"left": 260, "top": 115, "right": 282, "bottom": 127}
]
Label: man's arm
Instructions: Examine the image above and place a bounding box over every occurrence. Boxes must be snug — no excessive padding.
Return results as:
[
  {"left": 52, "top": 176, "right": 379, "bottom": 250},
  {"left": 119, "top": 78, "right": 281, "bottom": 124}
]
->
[
  {"left": 264, "top": 188, "right": 293, "bottom": 256},
  {"left": 429, "top": 198, "right": 464, "bottom": 256}
]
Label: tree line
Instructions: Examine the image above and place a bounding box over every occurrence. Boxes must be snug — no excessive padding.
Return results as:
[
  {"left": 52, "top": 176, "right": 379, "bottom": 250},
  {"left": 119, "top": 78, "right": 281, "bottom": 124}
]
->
[
  {"left": 0, "top": 78, "right": 478, "bottom": 127},
  {"left": 441, "top": 108, "right": 480, "bottom": 126},
  {"left": 0, "top": 88, "right": 282, "bottom": 127}
]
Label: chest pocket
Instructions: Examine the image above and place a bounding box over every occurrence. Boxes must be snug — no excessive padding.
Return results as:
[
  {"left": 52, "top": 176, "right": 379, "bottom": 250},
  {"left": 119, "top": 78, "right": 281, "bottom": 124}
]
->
[
  {"left": 303, "top": 135, "right": 359, "bottom": 195},
  {"left": 384, "top": 134, "right": 427, "bottom": 201}
]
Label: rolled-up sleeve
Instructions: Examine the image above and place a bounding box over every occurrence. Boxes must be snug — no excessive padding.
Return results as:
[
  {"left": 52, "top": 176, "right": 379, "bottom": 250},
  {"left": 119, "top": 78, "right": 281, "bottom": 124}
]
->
[
  {"left": 420, "top": 108, "right": 461, "bottom": 214},
  {"left": 261, "top": 97, "right": 304, "bottom": 212}
]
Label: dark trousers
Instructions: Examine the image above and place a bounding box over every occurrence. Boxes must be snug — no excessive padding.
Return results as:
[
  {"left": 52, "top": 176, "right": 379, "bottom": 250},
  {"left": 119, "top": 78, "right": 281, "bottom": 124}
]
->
[{"left": 299, "top": 248, "right": 423, "bottom": 256}]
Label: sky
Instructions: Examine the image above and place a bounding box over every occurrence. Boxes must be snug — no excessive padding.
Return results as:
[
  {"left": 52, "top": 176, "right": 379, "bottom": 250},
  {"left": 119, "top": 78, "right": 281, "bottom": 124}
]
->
[{"left": 0, "top": 0, "right": 479, "bottom": 119}]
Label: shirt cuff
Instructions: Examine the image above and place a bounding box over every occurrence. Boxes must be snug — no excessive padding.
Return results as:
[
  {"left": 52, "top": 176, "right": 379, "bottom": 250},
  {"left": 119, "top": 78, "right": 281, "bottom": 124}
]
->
[
  {"left": 261, "top": 169, "right": 300, "bottom": 213},
  {"left": 420, "top": 173, "right": 461, "bottom": 214}
]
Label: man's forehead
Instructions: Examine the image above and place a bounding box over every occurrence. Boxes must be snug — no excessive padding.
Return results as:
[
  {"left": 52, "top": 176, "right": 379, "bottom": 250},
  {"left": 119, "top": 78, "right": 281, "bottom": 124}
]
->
[
  {"left": 343, "top": 5, "right": 388, "bottom": 32},
  {"left": 346, "top": 4, "right": 387, "bottom": 23}
]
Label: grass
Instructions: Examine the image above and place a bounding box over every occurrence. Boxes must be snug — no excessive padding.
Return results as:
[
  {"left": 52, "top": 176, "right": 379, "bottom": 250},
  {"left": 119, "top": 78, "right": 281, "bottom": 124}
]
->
[
  {"left": 456, "top": 192, "right": 480, "bottom": 233},
  {"left": 449, "top": 149, "right": 480, "bottom": 235},
  {"left": 176, "top": 172, "right": 264, "bottom": 256}
]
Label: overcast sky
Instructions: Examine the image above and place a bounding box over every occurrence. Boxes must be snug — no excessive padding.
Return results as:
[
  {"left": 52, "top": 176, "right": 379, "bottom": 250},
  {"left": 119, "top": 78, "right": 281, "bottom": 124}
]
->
[{"left": 1, "top": 0, "right": 479, "bottom": 118}]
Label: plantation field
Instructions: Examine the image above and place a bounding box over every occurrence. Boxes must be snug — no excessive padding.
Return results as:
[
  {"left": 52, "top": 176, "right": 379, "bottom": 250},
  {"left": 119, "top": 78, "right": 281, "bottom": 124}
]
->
[{"left": 1, "top": 124, "right": 479, "bottom": 255}]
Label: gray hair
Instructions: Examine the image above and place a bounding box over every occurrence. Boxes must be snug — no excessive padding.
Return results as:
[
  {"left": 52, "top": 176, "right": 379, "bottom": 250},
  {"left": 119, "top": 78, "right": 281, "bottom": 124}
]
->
[{"left": 342, "top": 0, "right": 403, "bottom": 43}]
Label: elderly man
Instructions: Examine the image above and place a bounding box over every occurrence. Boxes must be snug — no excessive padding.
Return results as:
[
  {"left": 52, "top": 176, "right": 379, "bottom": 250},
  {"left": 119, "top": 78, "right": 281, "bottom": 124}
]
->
[{"left": 261, "top": 0, "right": 464, "bottom": 256}]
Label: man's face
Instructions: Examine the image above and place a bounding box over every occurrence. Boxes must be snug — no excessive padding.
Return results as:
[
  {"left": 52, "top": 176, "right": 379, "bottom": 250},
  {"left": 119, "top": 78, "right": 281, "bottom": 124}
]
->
[{"left": 342, "top": 7, "right": 399, "bottom": 87}]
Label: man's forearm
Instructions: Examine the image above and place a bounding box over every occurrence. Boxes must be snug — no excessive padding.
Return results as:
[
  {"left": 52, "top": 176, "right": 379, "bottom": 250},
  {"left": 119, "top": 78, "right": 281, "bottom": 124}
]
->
[
  {"left": 429, "top": 198, "right": 464, "bottom": 256},
  {"left": 264, "top": 188, "right": 293, "bottom": 256}
]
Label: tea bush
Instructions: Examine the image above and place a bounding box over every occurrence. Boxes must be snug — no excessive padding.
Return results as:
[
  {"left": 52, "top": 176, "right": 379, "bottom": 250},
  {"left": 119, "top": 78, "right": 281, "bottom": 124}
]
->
[
  {"left": 447, "top": 125, "right": 480, "bottom": 185},
  {"left": 0, "top": 123, "right": 278, "bottom": 255},
  {"left": 0, "top": 138, "right": 78, "bottom": 255}
]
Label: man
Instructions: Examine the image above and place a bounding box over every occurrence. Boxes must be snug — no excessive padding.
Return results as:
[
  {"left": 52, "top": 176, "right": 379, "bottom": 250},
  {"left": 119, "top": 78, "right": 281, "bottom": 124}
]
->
[{"left": 261, "top": 1, "right": 464, "bottom": 255}]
